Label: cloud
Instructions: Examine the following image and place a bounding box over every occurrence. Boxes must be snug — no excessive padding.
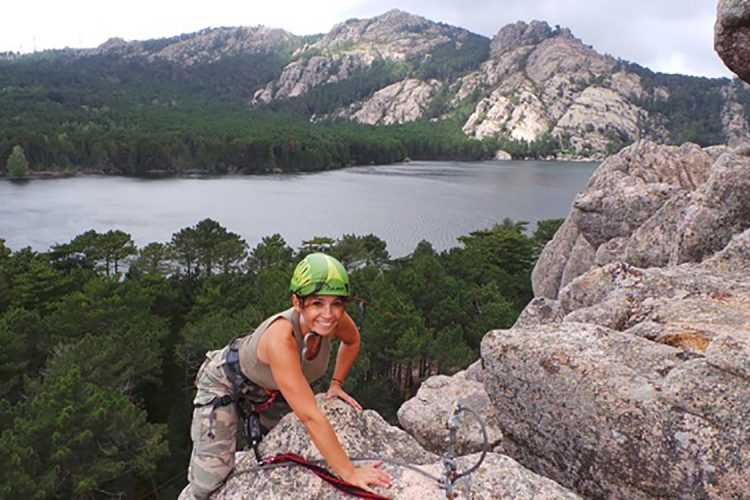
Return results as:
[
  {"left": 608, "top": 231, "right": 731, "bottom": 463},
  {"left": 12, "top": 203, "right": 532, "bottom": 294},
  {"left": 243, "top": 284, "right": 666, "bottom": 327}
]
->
[{"left": 4, "top": 0, "right": 732, "bottom": 78}]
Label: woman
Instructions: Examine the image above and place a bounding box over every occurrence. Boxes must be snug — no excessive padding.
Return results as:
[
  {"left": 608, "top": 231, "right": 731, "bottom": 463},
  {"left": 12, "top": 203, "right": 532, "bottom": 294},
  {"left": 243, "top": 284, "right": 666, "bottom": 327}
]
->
[{"left": 180, "top": 253, "right": 391, "bottom": 499}]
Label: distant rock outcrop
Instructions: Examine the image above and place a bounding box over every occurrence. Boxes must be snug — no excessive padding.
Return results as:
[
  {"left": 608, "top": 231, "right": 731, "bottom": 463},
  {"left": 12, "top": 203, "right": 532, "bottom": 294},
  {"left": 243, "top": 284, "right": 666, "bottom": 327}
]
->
[
  {"left": 342, "top": 78, "right": 441, "bottom": 125},
  {"left": 252, "top": 9, "right": 475, "bottom": 107},
  {"left": 87, "top": 27, "right": 299, "bottom": 64},
  {"left": 149, "top": 27, "right": 298, "bottom": 65},
  {"left": 459, "top": 22, "right": 669, "bottom": 159}
]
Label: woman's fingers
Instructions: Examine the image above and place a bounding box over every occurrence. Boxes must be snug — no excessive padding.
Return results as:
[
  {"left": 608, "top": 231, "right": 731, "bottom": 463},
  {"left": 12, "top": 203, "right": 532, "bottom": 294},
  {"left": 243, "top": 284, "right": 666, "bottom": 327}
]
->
[
  {"left": 348, "top": 462, "right": 392, "bottom": 492},
  {"left": 326, "top": 386, "right": 363, "bottom": 410},
  {"left": 344, "top": 393, "right": 363, "bottom": 410},
  {"left": 364, "top": 461, "right": 391, "bottom": 485}
]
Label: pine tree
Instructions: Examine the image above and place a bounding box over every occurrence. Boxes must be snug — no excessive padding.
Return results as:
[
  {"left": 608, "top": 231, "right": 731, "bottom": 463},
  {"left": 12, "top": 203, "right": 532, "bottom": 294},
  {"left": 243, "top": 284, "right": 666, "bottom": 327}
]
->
[{"left": 6, "top": 145, "right": 29, "bottom": 178}]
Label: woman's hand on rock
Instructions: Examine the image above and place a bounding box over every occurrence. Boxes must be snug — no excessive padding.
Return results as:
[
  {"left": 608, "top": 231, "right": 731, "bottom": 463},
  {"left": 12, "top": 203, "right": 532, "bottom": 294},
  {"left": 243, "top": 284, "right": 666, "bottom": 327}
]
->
[
  {"left": 325, "top": 383, "right": 363, "bottom": 411},
  {"left": 344, "top": 461, "right": 391, "bottom": 493}
]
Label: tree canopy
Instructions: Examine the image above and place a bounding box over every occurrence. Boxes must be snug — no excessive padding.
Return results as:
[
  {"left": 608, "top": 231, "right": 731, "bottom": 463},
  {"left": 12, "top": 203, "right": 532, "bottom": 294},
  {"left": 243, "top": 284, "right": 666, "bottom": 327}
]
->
[{"left": 0, "top": 218, "right": 557, "bottom": 497}]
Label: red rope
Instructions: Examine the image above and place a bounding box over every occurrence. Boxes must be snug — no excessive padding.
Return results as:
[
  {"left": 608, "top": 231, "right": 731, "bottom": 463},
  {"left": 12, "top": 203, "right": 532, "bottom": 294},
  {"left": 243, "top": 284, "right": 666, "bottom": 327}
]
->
[{"left": 264, "top": 453, "right": 391, "bottom": 500}]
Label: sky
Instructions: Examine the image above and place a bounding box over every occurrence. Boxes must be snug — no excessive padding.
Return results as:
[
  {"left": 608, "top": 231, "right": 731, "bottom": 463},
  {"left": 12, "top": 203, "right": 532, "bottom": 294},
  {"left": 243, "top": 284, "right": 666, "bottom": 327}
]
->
[{"left": 3, "top": 0, "right": 731, "bottom": 79}]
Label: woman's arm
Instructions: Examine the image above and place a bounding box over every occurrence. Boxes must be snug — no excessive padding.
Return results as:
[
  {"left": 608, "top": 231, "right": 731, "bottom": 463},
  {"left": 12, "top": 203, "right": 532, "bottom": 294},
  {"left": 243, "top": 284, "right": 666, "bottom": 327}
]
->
[
  {"left": 261, "top": 319, "right": 389, "bottom": 492},
  {"left": 327, "top": 312, "right": 362, "bottom": 407}
]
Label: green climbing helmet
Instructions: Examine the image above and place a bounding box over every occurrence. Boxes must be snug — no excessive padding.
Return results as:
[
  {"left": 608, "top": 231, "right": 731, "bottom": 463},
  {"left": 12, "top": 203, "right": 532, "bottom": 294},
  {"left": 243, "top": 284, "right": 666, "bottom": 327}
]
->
[{"left": 290, "top": 253, "right": 350, "bottom": 297}]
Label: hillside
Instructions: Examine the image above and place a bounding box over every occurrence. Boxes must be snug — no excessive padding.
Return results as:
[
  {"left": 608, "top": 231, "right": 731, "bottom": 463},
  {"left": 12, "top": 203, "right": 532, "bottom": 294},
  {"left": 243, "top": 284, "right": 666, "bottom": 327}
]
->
[{"left": 1, "top": 9, "right": 748, "bottom": 175}]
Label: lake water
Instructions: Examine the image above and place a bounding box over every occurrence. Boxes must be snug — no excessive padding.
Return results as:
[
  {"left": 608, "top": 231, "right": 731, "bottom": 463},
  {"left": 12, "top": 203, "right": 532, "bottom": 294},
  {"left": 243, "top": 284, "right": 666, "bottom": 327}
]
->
[{"left": 0, "top": 160, "right": 597, "bottom": 257}]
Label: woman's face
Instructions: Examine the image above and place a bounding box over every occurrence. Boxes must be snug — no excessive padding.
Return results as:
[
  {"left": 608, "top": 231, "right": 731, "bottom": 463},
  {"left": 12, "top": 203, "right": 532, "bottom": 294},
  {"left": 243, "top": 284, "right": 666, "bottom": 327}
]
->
[{"left": 293, "top": 294, "right": 346, "bottom": 336}]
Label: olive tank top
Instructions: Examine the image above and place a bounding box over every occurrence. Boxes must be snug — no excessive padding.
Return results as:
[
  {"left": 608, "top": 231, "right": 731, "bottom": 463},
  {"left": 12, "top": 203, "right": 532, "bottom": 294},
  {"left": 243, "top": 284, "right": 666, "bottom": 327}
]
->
[{"left": 237, "top": 307, "right": 331, "bottom": 389}]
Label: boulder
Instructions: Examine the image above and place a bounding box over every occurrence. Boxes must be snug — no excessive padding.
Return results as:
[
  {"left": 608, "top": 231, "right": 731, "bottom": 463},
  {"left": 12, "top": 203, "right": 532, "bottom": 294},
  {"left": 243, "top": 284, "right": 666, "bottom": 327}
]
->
[
  {"left": 490, "top": 21, "right": 554, "bottom": 56},
  {"left": 494, "top": 149, "right": 512, "bottom": 160},
  {"left": 212, "top": 395, "right": 579, "bottom": 499},
  {"left": 514, "top": 297, "right": 565, "bottom": 328},
  {"left": 480, "top": 322, "right": 750, "bottom": 499},
  {"left": 715, "top": 0, "right": 750, "bottom": 82},
  {"left": 397, "top": 371, "right": 504, "bottom": 455},
  {"left": 533, "top": 141, "right": 747, "bottom": 299}
]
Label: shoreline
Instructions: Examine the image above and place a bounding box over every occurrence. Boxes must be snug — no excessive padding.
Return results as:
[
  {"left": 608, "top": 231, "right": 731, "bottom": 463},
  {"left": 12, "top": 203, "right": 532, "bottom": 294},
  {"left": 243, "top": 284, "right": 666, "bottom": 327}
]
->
[{"left": 0, "top": 156, "right": 601, "bottom": 181}]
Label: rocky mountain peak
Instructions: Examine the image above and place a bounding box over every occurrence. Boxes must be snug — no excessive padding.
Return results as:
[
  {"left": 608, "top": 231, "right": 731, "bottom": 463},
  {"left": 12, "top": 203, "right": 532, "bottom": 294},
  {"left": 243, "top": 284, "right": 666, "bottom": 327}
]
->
[
  {"left": 97, "top": 37, "right": 129, "bottom": 51},
  {"left": 307, "top": 8, "right": 471, "bottom": 58},
  {"left": 150, "top": 26, "right": 298, "bottom": 65},
  {"left": 325, "top": 9, "right": 433, "bottom": 42},
  {"left": 489, "top": 20, "right": 556, "bottom": 55}
]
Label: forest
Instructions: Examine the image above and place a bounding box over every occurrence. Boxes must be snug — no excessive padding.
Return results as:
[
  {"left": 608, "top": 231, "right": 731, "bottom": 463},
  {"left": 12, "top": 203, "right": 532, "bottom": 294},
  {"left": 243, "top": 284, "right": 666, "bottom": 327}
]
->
[
  {"left": 0, "top": 217, "right": 562, "bottom": 498},
  {"left": 0, "top": 45, "right": 507, "bottom": 177}
]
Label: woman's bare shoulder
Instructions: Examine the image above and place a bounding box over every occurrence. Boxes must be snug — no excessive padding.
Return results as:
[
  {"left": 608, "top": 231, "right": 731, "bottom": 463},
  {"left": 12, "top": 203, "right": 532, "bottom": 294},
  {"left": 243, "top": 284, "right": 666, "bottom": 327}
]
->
[{"left": 257, "top": 316, "right": 296, "bottom": 363}]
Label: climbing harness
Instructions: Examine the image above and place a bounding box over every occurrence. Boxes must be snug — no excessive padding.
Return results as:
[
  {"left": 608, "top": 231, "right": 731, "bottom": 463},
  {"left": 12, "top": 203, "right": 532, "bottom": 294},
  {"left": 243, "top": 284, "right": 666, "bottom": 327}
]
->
[{"left": 193, "top": 335, "right": 281, "bottom": 453}]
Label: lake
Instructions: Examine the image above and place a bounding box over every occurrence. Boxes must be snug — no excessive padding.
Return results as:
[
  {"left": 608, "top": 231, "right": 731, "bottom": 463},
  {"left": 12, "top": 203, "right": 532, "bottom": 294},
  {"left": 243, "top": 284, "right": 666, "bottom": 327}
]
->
[{"left": 0, "top": 160, "right": 597, "bottom": 257}]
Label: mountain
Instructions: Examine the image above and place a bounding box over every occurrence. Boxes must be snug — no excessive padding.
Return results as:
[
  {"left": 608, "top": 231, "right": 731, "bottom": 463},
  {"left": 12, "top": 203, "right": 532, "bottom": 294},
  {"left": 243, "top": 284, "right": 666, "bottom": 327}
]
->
[{"left": 1, "top": 9, "right": 748, "bottom": 175}]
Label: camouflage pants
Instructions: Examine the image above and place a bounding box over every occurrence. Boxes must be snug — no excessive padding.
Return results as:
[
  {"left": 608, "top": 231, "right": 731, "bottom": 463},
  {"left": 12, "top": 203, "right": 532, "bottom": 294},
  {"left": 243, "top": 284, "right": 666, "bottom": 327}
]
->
[{"left": 180, "top": 347, "right": 291, "bottom": 500}]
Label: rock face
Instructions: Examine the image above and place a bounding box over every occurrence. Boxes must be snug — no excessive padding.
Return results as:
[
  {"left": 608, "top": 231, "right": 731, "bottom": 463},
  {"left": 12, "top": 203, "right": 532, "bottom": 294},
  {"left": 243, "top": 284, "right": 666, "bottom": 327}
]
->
[
  {"left": 400, "top": 141, "right": 750, "bottom": 498},
  {"left": 458, "top": 23, "right": 670, "bottom": 159},
  {"left": 715, "top": 0, "right": 750, "bottom": 81},
  {"left": 212, "top": 396, "right": 579, "bottom": 499},
  {"left": 343, "top": 78, "right": 442, "bottom": 125},
  {"left": 532, "top": 141, "right": 749, "bottom": 297},
  {"left": 493, "top": 144, "right": 750, "bottom": 498}
]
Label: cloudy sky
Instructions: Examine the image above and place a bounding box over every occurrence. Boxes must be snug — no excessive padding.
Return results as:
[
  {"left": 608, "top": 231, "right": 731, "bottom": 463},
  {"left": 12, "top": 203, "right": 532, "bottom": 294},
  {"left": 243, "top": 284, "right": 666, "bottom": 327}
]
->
[{"left": 4, "top": 0, "right": 730, "bottom": 78}]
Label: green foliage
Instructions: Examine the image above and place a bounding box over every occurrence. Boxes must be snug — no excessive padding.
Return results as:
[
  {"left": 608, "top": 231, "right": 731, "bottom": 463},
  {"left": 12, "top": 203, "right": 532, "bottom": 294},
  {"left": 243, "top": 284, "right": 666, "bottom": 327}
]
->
[
  {"left": 52, "top": 229, "right": 137, "bottom": 277},
  {"left": 247, "top": 234, "right": 294, "bottom": 273},
  {"left": 169, "top": 218, "right": 246, "bottom": 278},
  {"left": 6, "top": 144, "right": 29, "bottom": 178},
  {"left": 0, "top": 308, "right": 42, "bottom": 401},
  {"left": 129, "top": 242, "right": 171, "bottom": 276},
  {"left": 331, "top": 234, "right": 390, "bottom": 268},
  {"left": 629, "top": 66, "right": 727, "bottom": 146},
  {"left": 416, "top": 35, "right": 490, "bottom": 81},
  {"left": 0, "top": 365, "right": 168, "bottom": 499}
]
